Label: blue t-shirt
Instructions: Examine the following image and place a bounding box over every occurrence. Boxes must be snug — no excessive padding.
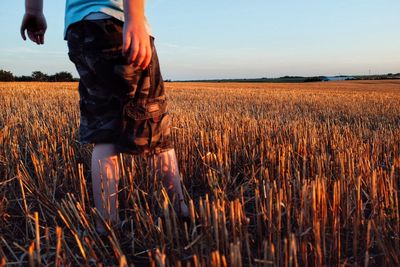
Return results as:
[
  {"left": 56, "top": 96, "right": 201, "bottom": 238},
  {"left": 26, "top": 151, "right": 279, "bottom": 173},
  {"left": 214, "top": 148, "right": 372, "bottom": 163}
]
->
[{"left": 64, "top": 0, "right": 151, "bottom": 39}]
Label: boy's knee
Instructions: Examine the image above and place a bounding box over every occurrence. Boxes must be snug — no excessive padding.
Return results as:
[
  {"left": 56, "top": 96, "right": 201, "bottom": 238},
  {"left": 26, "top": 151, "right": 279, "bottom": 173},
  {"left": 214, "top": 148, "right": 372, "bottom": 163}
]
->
[
  {"left": 92, "top": 144, "right": 121, "bottom": 172},
  {"left": 93, "top": 143, "right": 120, "bottom": 157}
]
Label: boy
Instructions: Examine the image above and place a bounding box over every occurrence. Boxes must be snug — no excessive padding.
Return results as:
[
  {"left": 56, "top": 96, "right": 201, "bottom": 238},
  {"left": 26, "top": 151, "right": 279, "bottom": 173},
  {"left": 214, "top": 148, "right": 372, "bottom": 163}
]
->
[{"left": 21, "top": 0, "right": 189, "bottom": 233}]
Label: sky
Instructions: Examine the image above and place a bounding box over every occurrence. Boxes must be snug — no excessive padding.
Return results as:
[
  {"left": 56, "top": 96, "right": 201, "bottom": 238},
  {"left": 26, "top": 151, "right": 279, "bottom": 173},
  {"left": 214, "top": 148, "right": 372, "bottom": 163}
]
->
[{"left": 1, "top": 0, "right": 400, "bottom": 80}]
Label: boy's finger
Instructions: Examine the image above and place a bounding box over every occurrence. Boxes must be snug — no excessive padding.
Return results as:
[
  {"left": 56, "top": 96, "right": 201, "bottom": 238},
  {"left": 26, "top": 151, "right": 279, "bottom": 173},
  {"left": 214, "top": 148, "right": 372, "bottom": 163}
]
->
[
  {"left": 28, "top": 31, "right": 37, "bottom": 43},
  {"left": 34, "top": 34, "right": 40, "bottom": 45},
  {"left": 122, "top": 34, "right": 130, "bottom": 56},
  {"left": 134, "top": 46, "right": 146, "bottom": 68},
  {"left": 20, "top": 27, "right": 27, "bottom": 41},
  {"left": 39, "top": 34, "right": 45, "bottom": 45},
  {"left": 36, "top": 30, "right": 45, "bottom": 45},
  {"left": 141, "top": 47, "right": 152, "bottom": 69},
  {"left": 32, "top": 34, "right": 40, "bottom": 45},
  {"left": 129, "top": 41, "right": 139, "bottom": 64}
]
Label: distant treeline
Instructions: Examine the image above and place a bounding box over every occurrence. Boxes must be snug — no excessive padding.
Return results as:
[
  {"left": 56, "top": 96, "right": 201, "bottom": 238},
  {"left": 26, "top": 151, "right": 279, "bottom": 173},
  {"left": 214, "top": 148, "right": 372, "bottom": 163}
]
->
[
  {"left": 0, "top": 69, "right": 78, "bottom": 82},
  {"left": 2, "top": 69, "right": 400, "bottom": 83}
]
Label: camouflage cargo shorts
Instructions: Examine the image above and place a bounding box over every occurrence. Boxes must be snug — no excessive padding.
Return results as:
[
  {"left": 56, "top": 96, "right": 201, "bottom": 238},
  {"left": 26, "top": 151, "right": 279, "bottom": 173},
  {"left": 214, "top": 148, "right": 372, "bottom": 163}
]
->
[{"left": 66, "top": 18, "right": 173, "bottom": 155}]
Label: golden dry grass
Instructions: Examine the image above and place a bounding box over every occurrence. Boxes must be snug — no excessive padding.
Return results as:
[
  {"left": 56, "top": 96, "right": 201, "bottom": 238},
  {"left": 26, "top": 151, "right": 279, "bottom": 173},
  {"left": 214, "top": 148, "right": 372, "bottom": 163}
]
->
[{"left": 0, "top": 81, "right": 400, "bottom": 266}]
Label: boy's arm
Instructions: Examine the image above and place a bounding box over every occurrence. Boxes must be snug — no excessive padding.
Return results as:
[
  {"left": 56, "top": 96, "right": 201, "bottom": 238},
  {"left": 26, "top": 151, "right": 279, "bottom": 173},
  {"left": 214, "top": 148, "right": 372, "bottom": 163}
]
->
[
  {"left": 20, "top": 0, "right": 47, "bottom": 45},
  {"left": 123, "top": 0, "right": 151, "bottom": 69}
]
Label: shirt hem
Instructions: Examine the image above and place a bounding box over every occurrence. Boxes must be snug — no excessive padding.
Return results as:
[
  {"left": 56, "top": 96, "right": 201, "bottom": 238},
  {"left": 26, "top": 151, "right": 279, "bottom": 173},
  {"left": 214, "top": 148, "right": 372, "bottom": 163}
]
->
[{"left": 64, "top": 8, "right": 152, "bottom": 40}]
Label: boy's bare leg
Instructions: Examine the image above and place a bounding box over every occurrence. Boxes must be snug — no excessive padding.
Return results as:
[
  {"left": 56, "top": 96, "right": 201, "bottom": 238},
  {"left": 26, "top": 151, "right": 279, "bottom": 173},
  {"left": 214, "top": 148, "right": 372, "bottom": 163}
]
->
[
  {"left": 91, "top": 144, "right": 121, "bottom": 233},
  {"left": 91, "top": 145, "right": 188, "bottom": 234},
  {"left": 152, "top": 148, "right": 189, "bottom": 217}
]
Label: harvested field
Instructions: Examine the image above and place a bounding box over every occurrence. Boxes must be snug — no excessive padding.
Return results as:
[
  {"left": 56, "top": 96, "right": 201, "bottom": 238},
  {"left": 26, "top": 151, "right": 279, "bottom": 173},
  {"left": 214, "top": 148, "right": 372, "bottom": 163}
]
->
[{"left": 0, "top": 81, "right": 400, "bottom": 266}]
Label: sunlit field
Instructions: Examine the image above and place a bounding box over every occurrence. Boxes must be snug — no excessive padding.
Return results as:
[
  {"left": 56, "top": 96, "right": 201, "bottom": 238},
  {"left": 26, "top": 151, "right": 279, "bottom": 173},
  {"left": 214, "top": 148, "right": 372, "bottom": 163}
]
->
[{"left": 1, "top": 81, "right": 400, "bottom": 266}]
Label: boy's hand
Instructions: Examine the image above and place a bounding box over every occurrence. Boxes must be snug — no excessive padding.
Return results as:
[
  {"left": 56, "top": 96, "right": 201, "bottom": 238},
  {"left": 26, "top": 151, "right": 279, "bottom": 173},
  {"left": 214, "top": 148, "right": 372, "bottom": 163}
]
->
[
  {"left": 122, "top": 20, "right": 151, "bottom": 70},
  {"left": 20, "top": 12, "right": 47, "bottom": 45}
]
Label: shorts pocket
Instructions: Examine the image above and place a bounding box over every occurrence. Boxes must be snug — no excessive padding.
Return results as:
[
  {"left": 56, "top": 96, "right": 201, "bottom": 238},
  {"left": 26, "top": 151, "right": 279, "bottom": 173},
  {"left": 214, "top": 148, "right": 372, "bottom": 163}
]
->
[{"left": 118, "top": 97, "right": 171, "bottom": 155}]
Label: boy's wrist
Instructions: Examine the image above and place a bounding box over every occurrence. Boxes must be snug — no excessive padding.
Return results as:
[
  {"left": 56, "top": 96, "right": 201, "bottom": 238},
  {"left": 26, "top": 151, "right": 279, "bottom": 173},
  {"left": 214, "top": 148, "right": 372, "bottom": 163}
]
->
[
  {"left": 125, "top": 14, "right": 145, "bottom": 23},
  {"left": 124, "top": 17, "right": 146, "bottom": 30},
  {"left": 25, "top": 10, "right": 44, "bottom": 16},
  {"left": 25, "top": 5, "right": 44, "bottom": 15}
]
